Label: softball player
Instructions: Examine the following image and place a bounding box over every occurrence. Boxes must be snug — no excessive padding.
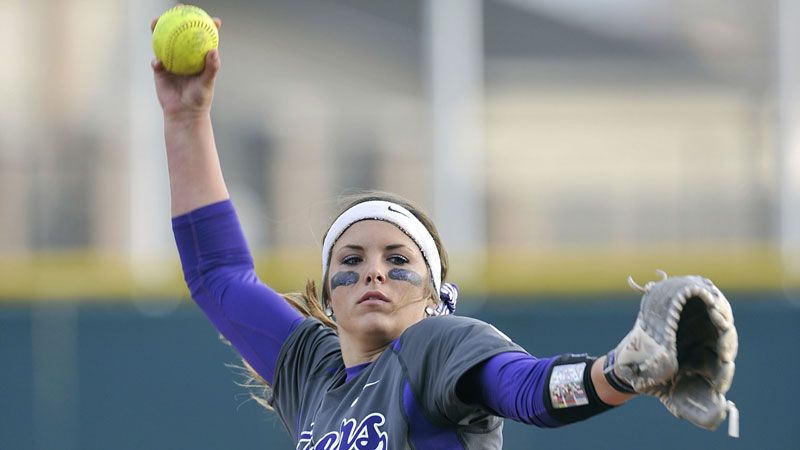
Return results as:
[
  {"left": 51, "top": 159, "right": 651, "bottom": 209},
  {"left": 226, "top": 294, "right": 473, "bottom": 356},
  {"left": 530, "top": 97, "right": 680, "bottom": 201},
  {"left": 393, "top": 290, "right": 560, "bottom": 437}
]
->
[{"left": 153, "top": 16, "right": 738, "bottom": 449}]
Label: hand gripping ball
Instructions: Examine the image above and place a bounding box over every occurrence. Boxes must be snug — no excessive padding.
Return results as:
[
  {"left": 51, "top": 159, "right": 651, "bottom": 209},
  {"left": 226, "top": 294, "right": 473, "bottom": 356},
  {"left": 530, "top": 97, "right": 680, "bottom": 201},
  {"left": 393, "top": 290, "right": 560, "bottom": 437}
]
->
[{"left": 152, "top": 5, "right": 218, "bottom": 75}]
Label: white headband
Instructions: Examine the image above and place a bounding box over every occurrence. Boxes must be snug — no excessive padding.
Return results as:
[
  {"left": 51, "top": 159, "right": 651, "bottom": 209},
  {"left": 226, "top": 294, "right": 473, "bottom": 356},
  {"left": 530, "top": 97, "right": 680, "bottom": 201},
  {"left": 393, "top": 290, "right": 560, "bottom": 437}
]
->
[{"left": 321, "top": 200, "right": 442, "bottom": 294}]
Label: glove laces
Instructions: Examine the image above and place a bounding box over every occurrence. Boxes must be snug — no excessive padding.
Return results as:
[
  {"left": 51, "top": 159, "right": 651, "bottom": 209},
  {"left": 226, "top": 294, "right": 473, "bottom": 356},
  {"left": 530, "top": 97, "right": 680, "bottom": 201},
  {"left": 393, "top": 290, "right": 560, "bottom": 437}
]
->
[{"left": 627, "top": 269, "right": 669, "bottom": 293}]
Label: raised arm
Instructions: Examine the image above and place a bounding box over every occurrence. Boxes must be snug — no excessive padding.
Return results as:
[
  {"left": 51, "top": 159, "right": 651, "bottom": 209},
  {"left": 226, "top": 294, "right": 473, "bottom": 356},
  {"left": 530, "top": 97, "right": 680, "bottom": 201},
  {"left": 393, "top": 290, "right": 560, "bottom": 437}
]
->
[
  {"left": 152, "top": 16, "right": 304, "bottom": 384},
  {"left": 151, "top": 17, "right": 228, "bottom": 216}
]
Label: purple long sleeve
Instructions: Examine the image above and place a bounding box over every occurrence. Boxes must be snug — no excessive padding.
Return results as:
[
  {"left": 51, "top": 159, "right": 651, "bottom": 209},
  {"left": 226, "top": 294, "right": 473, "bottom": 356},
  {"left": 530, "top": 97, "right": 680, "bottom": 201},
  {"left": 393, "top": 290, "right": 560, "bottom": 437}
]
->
[
  {"left": 458, "top": 352, "right": 562, "bottom": 427},
  {"left": 172, "top": 200, "right": 304, "bottom": 384}
]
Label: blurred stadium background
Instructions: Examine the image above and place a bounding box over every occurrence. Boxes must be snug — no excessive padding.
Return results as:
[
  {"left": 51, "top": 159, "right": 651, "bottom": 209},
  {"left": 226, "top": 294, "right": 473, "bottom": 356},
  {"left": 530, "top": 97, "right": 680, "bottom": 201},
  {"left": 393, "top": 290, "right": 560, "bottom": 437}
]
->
[{"left": 1, "top": 0, "right": 798, "bottom": 448}]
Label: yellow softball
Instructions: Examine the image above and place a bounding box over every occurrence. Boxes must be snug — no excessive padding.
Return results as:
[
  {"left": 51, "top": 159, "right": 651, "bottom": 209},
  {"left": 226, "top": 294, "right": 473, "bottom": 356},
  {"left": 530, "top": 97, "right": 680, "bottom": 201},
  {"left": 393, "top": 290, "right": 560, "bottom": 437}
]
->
[{"left": 152, "top": 4, "right": 219, "bottom": 75}]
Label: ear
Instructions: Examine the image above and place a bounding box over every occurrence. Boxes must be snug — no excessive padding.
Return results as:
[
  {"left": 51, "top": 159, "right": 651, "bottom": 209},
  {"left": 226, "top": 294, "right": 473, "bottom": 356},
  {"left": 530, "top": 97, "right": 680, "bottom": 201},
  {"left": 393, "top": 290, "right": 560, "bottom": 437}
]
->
[{"left": 427, "top": 295, "right": 438, "bottom": 312}]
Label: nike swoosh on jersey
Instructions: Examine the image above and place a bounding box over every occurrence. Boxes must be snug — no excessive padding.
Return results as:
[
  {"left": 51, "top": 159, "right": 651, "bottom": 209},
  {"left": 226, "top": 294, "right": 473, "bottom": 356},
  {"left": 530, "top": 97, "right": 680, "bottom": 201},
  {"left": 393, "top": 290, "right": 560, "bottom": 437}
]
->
[{"left": 350, "top": 380, "right": 381, "bottom": 408}]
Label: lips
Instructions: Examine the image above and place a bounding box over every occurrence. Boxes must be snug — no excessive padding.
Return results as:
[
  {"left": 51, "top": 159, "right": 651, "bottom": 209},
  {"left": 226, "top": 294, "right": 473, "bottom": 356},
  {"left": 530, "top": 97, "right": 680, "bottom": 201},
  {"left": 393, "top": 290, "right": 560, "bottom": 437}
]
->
[{"left": 358, "top": 291, "right": 390, "bottom": 304}]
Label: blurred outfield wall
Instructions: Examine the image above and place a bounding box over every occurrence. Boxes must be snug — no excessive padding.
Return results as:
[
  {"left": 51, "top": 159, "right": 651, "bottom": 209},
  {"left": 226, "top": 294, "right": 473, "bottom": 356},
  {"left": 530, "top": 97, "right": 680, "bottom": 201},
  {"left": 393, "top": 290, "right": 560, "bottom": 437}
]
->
[{"left": 1, "top": 293, "right": 797, "bottom": 450}]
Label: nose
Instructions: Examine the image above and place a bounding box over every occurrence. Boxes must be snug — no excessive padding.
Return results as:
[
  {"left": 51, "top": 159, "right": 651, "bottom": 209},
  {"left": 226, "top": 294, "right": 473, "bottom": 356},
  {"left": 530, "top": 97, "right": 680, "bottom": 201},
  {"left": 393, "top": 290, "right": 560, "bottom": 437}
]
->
[{"left": 364, "top": 263, "right": 386, "bottom": 285}]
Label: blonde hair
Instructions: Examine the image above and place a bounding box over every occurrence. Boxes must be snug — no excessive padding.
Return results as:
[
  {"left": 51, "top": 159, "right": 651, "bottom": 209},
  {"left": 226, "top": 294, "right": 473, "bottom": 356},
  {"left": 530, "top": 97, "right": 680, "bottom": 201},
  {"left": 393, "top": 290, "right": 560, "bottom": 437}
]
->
[{"left": 238, "top": 190, "right": 449, "bottom": 410}]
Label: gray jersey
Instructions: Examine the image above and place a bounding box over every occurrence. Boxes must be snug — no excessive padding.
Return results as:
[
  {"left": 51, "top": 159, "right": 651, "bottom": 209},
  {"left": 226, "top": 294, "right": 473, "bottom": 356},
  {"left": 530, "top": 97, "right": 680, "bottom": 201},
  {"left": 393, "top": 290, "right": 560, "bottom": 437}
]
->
[{"left": 271, "top": 315, "right": 524, "bottom": 450}]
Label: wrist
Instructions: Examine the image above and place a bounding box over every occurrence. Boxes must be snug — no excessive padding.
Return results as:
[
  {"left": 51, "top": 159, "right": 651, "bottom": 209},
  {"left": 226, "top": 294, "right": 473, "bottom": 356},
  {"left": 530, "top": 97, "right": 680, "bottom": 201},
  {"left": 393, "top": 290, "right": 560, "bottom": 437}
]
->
[
  {"left": 602, "top": 350, "right": 637, "bottom": 394},
  {"left": 163, "top": 109, "right": 212, "bottom": 125},
  {"left": 591, "top": 355, "right": 637, "bottom": 406}
]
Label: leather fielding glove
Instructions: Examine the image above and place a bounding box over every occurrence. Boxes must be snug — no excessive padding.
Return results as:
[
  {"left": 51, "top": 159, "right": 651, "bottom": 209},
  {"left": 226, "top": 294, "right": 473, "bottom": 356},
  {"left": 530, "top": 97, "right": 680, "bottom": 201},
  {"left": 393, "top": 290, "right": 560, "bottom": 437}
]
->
[{"left": 604, "top": 271, "right": 739, "bottom": 436}]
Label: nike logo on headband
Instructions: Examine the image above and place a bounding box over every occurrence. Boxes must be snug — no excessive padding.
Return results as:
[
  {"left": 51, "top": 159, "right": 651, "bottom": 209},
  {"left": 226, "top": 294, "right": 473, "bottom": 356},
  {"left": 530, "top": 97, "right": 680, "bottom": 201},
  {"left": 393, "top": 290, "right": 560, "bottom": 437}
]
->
[{"left": 388, "top": 205, "right": 409, "bottom": 217}]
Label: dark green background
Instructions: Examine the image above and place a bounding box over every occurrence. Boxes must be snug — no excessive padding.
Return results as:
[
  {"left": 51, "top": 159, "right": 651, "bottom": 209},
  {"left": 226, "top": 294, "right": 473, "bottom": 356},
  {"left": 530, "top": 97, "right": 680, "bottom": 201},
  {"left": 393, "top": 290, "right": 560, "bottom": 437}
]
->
[{"left": 2, "top": 293, "right": 796, "bottom": 449}]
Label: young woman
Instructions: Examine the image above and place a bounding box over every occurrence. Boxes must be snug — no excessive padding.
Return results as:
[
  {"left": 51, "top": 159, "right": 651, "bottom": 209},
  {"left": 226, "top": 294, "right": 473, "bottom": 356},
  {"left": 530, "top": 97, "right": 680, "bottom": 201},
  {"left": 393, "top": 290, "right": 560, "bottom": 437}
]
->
[{"left": 152, "top": 16, "right": 735, "bottom": 449}]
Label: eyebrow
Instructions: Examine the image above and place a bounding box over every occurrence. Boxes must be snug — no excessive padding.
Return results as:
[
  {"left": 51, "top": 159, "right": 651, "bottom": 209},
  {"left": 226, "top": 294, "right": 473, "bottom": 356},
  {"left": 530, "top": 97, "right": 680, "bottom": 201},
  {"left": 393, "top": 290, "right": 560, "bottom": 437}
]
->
[{"left": 339, "top": 244, "right": 412, "bottom": 252}]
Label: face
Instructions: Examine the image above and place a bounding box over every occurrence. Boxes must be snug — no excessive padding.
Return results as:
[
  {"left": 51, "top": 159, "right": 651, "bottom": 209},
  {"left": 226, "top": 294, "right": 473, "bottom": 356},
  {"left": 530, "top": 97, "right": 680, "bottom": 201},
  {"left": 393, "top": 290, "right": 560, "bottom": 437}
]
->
[{"left": 327, "top": 220, "right": 435, "bottom": 345}]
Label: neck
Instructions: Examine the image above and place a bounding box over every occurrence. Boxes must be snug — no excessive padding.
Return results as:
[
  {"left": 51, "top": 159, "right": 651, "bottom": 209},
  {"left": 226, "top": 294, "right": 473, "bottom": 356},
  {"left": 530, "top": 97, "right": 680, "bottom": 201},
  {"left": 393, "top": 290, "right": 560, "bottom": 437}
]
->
[{"left": 338, "top": 331, "right": 392, "bottom": 368}]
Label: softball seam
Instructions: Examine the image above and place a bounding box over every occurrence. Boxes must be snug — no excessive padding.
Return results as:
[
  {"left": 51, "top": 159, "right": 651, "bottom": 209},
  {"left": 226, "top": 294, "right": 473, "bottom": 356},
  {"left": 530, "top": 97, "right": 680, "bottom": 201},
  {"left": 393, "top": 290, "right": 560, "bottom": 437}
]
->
[{"left": 163, "top": 11, "right": 218, "bottom": 73}]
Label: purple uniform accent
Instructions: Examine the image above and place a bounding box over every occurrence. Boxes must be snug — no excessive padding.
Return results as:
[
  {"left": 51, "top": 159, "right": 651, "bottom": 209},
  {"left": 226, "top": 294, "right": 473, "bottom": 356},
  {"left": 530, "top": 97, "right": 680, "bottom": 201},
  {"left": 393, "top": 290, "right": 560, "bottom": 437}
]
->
[
  {"left": 459, "top": 352, "right": 562, "bottom": 428},
  {"left": 172, "top": 200, "right": 304, "bottom": 384},
  {"left": 403, "top": 380, "right": 464, "bottom": 449},
  {"left": 345, "top": 362, "right": 371, "bottom": 383}
]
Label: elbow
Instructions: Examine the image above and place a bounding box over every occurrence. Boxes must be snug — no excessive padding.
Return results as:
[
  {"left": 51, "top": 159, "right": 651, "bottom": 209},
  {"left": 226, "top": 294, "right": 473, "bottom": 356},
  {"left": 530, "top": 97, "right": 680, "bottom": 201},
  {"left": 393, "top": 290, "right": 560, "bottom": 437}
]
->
[{"left": 184, "top": 261, "right": 259, "bottom": 304}]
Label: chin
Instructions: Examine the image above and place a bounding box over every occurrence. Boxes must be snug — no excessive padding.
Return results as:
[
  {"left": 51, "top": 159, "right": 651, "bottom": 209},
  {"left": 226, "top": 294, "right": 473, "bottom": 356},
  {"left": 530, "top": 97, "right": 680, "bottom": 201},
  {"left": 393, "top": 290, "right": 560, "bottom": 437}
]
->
[{"left": 351, "top": 312, "right": 410, "bottom": 342}]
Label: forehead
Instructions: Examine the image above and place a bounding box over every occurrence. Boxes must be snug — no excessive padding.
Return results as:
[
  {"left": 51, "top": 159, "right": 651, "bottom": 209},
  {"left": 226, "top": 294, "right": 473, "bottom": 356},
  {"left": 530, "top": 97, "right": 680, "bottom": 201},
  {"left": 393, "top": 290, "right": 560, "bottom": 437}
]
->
[{"left": 332, "top": 220, "right": 420, "bottom": 253}]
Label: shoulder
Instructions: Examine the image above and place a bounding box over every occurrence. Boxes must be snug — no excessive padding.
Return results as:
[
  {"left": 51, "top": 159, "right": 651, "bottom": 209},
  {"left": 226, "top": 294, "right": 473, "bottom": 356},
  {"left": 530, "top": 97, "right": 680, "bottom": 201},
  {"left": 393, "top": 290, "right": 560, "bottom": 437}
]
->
[
  {"left": 290, "top": 316, "right": 339, "bottom": 340},
  {"left": 276, "top": 317, "right": 342, "bottom": 375},
  {"left": 403, "top": 315, "right": 510, "bottom": 338},
  {"left": 393, "top": 315, "right": 523, "bottom": 426},
  {"left": 284, "top": 317, "right": 340, "bottom": 352},
  {"left": 397, "top": 315, "right": 515, "bottom": 354},
  {"left": 272, "top": 317, "right": 342, "bottom": 398},
  {"left": 412, "top": 314, "right": 485, "bottom": 329}
]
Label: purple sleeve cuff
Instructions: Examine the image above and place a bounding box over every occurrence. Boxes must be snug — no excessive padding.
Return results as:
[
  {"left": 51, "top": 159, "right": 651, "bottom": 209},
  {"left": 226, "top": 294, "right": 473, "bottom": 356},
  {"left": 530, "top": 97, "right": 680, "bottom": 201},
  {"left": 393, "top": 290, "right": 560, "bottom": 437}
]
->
[
  {"left": 460, "top": 352, "right": 562, "bottom": 428},
  {"left": 172, "top": 200, "right": 304, "bottom": 384}
]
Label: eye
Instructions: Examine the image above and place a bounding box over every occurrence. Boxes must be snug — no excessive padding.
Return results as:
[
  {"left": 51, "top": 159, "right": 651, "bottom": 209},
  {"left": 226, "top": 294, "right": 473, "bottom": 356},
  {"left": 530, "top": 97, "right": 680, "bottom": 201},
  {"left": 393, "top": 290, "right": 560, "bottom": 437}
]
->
[
  {"left": 387, "top": 254, "right": 409, "bottom": 265},
  {"left": 341, "top": 255, "right": 362, "bottom": 266}
]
